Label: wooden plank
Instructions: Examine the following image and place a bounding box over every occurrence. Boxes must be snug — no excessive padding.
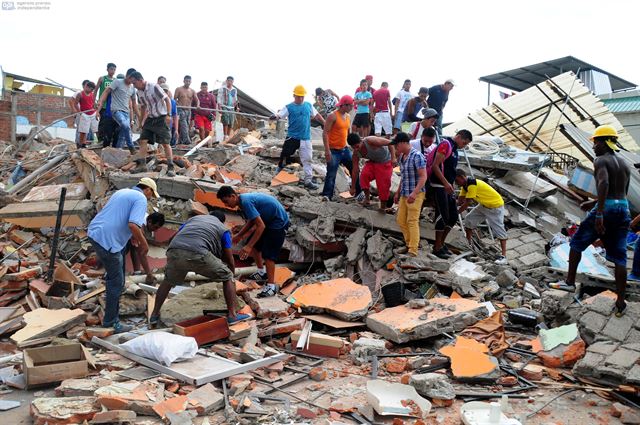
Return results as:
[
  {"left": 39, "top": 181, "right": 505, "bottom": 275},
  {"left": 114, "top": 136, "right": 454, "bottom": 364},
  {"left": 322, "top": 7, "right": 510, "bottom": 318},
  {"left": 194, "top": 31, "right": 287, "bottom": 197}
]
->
[
  {"left": 91, "top": 337, "right": 288, "bottom": 386},
  {"left": 11, "top": 308, "right": 86, "bottom": 344},
  {"left": 303, "top": 314, "right": 365, "bottom": 329},
  {"left": 74, "top": 285, "right": 105, "bottom": 305}
]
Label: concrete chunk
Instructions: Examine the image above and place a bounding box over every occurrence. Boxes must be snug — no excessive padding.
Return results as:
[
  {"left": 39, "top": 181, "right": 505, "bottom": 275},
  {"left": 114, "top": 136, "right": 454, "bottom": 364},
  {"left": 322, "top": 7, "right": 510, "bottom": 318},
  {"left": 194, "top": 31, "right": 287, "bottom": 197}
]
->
[
  {"left": 351, "top": 338, "right": 387, "bottom": 365},
  {"left": 409, "top": 373, "right": 455, "bottom": 400},
  {"left": 287, "top": 278, "right": 372, "bottom": 321},
  {"left": 366, "top": 298, "right": 489, "bottom": 343},
  {"left": 186, "top": 383, "right": 224, "bottom": 415},
  {"left": 0, "top": 200, "right": 94, "bottom": 228},
  {"left": 31, "top": 396, "right": 99, "bottom": 425},
  {"left": 242, "top": 290, "right": 289, "bottom": 319}
]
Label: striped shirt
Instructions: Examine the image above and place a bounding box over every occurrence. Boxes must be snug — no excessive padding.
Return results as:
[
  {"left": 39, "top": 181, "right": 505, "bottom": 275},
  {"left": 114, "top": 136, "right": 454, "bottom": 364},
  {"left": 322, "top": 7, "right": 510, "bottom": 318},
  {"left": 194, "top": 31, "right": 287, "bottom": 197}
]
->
[
  {"left": 399, "top": 148, "right": 426, "bottom": 196},
  {"left": 137, "top": 82, "right": 168, "bottom": 118}
]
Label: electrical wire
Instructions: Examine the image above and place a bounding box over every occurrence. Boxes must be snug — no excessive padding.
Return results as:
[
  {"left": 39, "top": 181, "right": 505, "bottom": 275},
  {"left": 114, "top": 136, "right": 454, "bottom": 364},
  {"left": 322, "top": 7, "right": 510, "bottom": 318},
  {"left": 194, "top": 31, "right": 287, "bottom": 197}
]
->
[{"left": 526, "top": 389, "right": 577, "bottom": 418}]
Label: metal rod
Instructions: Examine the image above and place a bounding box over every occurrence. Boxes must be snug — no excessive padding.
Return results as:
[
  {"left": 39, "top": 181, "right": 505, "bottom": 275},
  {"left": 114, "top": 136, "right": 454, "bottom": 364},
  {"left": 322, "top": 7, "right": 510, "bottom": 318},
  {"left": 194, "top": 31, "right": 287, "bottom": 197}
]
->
[
  {"left": 176, "top": 105, "right": 273, "bottom": 121},
  {"left": 46, "top": 187, "right": 67, "bottom": 282}
]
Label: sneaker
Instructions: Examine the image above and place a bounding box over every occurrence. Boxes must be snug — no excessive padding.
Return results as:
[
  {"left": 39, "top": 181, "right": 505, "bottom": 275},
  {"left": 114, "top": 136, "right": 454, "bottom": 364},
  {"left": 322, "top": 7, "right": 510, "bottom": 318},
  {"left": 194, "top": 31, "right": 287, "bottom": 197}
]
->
[
  {"left": 248, "top": 270, "right": 267, "bottom": 282},
  {"left": 276, "top": 165, "right": 284, "bottom": 173},
  {"left": 629, "top": 273, "right": 640, "bottom": 281},
  {"left": 442, "top": 246, "right": 453, "bottom": 256},
  {"left": 112, "top": 322, "right": 133, "bottom": 334},
  {"left": 304, "top": 180, "right": 319, "bottom": 190},
  {"left": 128, "top": 147, "right": 136, "bottom": 155},
  {"left": 149, "top": 315, "right": 160, "bottom": 328},
  {"left": 548, "top": 280, "right": 576, "bottom": 291},
  {"left": 166, "top": 166, "right": 176, "bottom": 177},
  {"left": 320, "top": 196, "right": 330, "bottom": 202},
  {"left": 355, "top": 192, "right": 366, "bottom": 202},
  {"left": 494, "top": 256, "right": 509, "bottom": 265},
  {"left": 433, "top": 248, "right": 451, "bottom": 260},
  {"left": 257, "top": 283, "right": 278, "bottom": 298}
]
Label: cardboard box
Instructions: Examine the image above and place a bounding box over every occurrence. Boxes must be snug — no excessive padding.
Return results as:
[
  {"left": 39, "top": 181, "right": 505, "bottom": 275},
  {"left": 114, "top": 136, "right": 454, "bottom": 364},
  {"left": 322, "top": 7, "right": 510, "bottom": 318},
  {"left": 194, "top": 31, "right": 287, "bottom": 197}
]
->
[
  {"left": 24, "top": 343, "right": 89, "bottom": 388},
  {"left": 173, "top": 315, "right": 229, "bottom": 346}
]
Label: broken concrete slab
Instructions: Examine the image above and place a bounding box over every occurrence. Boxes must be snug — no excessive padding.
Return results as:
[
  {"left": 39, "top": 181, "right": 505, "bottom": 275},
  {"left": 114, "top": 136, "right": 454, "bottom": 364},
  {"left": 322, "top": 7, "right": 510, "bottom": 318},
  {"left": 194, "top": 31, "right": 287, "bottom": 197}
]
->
[
  {"left": 95, "top": 380, "right": 164, "bottom": 416},
  {"left": 30, "top": 396, "right": 99, "bottom": 425},
  {"left": 186, "top": 383, "right": 224, "bottom": 415},
  {"left": 0, "top": 199, "right": 94, "bottom": 228},
  {"left": 161, "top": 282, "right": 245, "bottom": 327},
  {"left": 366, "top": 298, "right": 489, "bottom": 343},
  {"left": 109, "top": 172, "right": 222, "bottom": 201},
  {"left": 409, "top": 373, "right": 456, "bottom": 400},
  {"left": 287, "top": 278, "right": 372, "bottom": 321},
  {"left": 22, "top": 183, "right": 88, "bottom": 203},
  {"left": 242, "top": 290, "right": 289, "bottom": 319},
  {"left": 366, "top": 231, "right": 394, "bottom": 269},
  {"left": 89, "top": 410, "right": 136, "bottom": 424},
  {"left": 55, "top": 378, "right": 111, "bottom": 397},
  {"left": 100, "top": 147, "right": 132, "bottom": 168},
  {"left": 345, "top": 228, "right": 368, "bottom": 264},
  {"left": 351, "top": 337, "right": 387, "bottom": 365}
]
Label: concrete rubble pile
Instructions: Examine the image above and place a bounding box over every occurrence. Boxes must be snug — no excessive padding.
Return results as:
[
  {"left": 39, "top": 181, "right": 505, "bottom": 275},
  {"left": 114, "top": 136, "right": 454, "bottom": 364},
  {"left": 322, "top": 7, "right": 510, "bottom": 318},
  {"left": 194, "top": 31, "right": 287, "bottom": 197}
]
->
[{"left": 0, "top": 121, "right": 638, "bottom": 425}]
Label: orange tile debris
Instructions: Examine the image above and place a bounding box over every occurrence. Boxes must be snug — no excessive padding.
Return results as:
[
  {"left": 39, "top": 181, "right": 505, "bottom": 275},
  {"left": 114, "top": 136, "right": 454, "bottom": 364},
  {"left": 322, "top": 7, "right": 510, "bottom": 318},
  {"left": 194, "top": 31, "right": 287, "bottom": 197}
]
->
[
  {"left": 152, "top": 395, "right": 188, "bottom": 418},
  {"left": 270, "top": 170, "right": 300, "bottom": 187},
  {"left": 274, "top": 267, "right": 294, "bottom": 285},
  {"left": 439, "top": 336, "right": 497, "bottom": 378}
]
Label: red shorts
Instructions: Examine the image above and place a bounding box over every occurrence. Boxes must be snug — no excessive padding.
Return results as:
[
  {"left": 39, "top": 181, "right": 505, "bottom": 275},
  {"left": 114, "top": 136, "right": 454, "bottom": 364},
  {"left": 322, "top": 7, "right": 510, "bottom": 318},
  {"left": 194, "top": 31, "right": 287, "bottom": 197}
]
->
[
  {"left": 194, "top": 114, "right": 212, "bottom": 131},
  {"left": 360, "top": 160, "right": 393, "bottom": 201}
]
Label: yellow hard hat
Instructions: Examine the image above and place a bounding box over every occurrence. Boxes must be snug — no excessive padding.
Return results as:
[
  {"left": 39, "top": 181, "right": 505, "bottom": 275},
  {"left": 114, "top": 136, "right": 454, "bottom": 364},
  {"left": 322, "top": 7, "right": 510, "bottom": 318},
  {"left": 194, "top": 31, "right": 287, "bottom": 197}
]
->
[
  {"left": 590, "top": 125, "right": 619, "bottom": 151},
  {"left": 293, "top": 85, "right": 307, "bottom": 97},
  {"left": 590, "top": 125, "right": 618, "bottom": 140}
]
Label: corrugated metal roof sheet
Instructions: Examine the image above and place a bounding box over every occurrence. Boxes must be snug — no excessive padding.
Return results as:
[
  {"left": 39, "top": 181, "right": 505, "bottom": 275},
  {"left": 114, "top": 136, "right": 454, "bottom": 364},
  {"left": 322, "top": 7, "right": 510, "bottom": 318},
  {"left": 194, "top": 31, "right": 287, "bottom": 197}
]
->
[
  {"left": 601, "top": 96, "right": 640, "bottom": 114},
  {"left": 444, "top": 72, "right": 638, "bottom": 165}
]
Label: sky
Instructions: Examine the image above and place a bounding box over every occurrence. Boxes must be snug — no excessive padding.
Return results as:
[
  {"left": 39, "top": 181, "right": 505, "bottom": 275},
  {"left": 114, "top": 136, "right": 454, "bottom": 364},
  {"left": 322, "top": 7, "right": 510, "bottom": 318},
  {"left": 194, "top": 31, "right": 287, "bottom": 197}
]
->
[{"left": 1, "top": 0, "right": 639, "bottom": 124}]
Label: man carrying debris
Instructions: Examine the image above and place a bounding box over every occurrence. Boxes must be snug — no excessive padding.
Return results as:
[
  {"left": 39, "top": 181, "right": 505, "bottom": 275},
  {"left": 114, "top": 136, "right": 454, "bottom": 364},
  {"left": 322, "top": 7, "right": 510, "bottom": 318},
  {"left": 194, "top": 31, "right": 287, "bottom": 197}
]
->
[
  {"left": 348, "top": 133, "right": 395, "bottom": 210},
  {"left": 149, "top": 211, "right": 249, "bottom": 326},
  {"left": 69, "top": 80, "right": 98, "bottom": 148},
  {"left": 321, "top": 95, "right": 360, "bottom": 200},
  {"left": 130, "top": 72, "right": 176, "bottom": 177},
  {"left": 218, "top": 76, "right": 238, "bottom": 140},
  {"left": 95, "top": 63, "right": 117, "bottom": 146},
  {"left": 273, "top": 85, "right": 326, "bottom": 190},
  {"left": 393, "top": 132, "right": 427, "bottom": 256},
  {"left": 96, "top": 68, "right": 138, "bottom": 154},
  {"left": 430, "top": 130, "right": 473, "bottom": 259},
  {"left": 174, "top": 75, "right": 199, "bottom": 145},
  {"left": 88, "top": 177, "right": 159, "bottom": 333},
  {"left": 195, "top": 81, "right": 217, "bottom": 143},
  {"left": 557, "top": 125, "right": 631, "bottom": 316},
  {"left": 127, "top": 212, "right": 165, "bottom": 283},
  {"left": 454, "top": 169, "right": 508, "bottom": 264},
  {"left": 218, "top": 186, "right": 290, "bottom": 298}
]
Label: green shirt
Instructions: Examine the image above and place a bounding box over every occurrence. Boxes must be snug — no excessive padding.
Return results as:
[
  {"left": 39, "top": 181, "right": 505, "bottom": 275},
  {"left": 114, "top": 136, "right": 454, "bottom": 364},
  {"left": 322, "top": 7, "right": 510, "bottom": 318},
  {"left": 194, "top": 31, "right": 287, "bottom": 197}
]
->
[{"left": 98, "top": 75, "right": 114, "bottom": 101}]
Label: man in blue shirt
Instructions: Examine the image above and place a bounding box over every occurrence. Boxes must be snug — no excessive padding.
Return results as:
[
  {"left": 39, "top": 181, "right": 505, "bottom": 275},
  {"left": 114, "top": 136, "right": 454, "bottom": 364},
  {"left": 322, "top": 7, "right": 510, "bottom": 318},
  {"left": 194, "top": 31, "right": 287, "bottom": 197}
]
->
[
  {"left": 149, "top": 211, "right": 250, "bottom": 326},
  {"left": 428, "top": 79, "right": 454, "bottom": 134},
  {"left": 272, "top": 85, "right": 326, "bottom": 190},
  {"left": 87, "top": 177, "right": 159, "bottom": 333},
  {"left": 218, "top": 186, "right": 290, "bottom": 298}
]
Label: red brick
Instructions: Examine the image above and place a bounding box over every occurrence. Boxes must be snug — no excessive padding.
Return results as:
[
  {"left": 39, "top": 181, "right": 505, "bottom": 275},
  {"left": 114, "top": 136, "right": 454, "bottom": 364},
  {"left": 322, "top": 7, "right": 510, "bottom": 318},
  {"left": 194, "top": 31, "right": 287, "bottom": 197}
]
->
[
  {"left": 308, "top": 367, "right": 327, "bottom": 382},
  {"left": 5, "top": 266, "right": 42, "bottom": 281},
  {"left": 89, "top": 410, "right": 136, "bottom": 423},
  {"left": 296, "top": 407, "right": 317, "bottom": 419}
]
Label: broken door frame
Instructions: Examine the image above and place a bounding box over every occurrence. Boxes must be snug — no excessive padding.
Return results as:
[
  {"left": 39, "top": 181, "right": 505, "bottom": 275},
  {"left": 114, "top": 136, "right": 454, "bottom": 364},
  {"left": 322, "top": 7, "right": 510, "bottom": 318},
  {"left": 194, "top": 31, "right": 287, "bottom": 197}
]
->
[{"left": 92, "top": 336, "right": 288, "bottom": 385}]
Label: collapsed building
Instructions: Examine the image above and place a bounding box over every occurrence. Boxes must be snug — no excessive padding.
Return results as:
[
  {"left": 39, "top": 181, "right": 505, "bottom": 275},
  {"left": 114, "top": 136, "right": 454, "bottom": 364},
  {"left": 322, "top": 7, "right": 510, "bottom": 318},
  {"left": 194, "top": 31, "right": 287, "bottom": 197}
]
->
[{"left": 0, "top": 59, "right": 639, "bottom": 425}]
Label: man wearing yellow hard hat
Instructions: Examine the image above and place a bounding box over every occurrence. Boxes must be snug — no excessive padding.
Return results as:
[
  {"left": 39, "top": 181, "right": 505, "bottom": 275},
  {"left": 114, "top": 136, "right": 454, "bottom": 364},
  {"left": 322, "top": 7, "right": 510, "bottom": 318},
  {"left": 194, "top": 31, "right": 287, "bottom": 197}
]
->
[
  {"left": 555, "top": 125, "right": 631, "bottom": 317},
  {"left": 271, "top": 85, "right": 326, "bottom": 190},
  {"left": 88, "top": 177, "right": 159, "bottom": 333}
]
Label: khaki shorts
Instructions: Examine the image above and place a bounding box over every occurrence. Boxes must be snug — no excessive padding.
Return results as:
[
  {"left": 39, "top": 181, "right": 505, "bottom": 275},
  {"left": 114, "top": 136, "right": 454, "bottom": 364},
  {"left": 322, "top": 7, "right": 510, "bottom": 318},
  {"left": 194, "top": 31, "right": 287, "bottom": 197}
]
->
[
  {"left": 164, "top": 248, "right": 233, "bottom": 285},
  {"left": 464, "top": 204, "right": 508, "bottom": 240}
]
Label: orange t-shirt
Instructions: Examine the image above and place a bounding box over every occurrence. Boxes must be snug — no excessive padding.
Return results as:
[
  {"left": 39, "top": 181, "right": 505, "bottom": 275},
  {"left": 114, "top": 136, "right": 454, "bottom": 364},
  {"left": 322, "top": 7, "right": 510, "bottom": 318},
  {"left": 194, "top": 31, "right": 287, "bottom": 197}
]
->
[{"left": 328, "top": 111, "right": 350, "bottom": 150}]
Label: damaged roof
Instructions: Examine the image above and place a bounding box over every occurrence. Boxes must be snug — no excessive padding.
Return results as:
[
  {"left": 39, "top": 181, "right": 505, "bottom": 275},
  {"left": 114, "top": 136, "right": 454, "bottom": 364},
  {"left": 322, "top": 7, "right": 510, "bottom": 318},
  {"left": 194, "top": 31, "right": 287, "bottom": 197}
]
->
[{"left": 479, "top": 56, "right": 637, "bottom": 93}]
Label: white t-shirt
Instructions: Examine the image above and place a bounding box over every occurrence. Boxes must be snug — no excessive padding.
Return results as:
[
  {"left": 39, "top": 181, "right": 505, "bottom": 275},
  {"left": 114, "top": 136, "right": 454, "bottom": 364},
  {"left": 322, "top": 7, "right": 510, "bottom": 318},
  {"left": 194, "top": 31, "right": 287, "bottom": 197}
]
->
[
  {"left": 394, "top": 90, "right": 413, "bottom": 113},
  {"left": 410, "top": 139, "right": 436, "bottom": 159}
]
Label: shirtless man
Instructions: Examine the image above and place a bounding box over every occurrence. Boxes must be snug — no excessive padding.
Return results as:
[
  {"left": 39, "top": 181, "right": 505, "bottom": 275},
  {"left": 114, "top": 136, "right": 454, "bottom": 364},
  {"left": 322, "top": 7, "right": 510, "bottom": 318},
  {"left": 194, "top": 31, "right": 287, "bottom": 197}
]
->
[
  {"left": 173, "top": 75, "right": 199, "bottom": 145},
  {"left": 557, "top": 125, "right": 630, "bottom": 316}
]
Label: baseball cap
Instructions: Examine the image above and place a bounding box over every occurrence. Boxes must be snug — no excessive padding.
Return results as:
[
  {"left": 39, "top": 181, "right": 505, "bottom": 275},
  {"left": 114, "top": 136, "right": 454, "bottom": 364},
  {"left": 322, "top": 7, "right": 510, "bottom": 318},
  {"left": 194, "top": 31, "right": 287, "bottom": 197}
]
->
[
  {"left": 365, "top": 75, "right": 373, "bottom": 80},
  {"left": 421, "top": 108, "right": 439, "bottom": 119},
  {"left": 138, "top": 177, "right": 159, "bottom": 198},
  {"left": 159, "top": 83, "right": 170, "bottom": 91},
  {"left": 445, "top": 79, "right": 455, "bottom": 85},
  {"left": 336, "top": 95, "right": 354, "bottom": 107}
]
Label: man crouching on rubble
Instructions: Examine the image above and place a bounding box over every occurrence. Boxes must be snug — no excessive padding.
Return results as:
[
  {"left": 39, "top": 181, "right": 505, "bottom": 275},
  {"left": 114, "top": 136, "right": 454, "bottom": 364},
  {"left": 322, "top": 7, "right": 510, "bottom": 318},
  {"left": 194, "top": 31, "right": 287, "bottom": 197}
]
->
[
  {"left": 218, "top": 186, "right": 290, "bottom": 298},
  {"left": 556, "top": 125, "right": 630, "bottom": 317},
  {"left": 149, "top": 211, "right": 249, "bottom": 327},
  {"left": 88, "top": 177, "right": 159, "bottom": 333}
]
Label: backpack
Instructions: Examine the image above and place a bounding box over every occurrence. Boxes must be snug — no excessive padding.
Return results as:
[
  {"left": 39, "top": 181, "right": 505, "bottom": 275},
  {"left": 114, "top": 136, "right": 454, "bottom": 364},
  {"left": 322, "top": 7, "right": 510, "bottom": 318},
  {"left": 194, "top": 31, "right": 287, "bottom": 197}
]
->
[{"left": 425, "top": 138, "right": 453, "bottom": 182}]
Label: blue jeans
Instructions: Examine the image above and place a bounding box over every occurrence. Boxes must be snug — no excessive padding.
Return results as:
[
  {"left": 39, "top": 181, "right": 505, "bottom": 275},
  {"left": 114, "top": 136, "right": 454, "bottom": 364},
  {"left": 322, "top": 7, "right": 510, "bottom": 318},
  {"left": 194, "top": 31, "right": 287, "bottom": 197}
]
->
[
  {"left": 570, "top": 203, "right": 631, "bottom": 266},
  {"left": 633, "top": 238, "right": 640, "bottom": 276},
  {"left": 90, "top": 238, "right": 126, "bottom": 327},
  {"left": 322, "top": 147, "right": 361, "bottom": 199},
  {"left": 113, "top": 111, "right": 134, "bottom": 149}
]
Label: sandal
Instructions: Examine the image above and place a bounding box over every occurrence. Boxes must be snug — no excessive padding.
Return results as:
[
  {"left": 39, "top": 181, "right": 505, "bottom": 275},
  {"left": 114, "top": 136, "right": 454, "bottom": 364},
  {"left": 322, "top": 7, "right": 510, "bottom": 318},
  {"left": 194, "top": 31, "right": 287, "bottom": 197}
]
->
[
  {"left": 257, "top": 283, "right": 278, "bottom": 298},
  {"left": 614, "top": 301, "right": 627, "bottom": 318}
]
